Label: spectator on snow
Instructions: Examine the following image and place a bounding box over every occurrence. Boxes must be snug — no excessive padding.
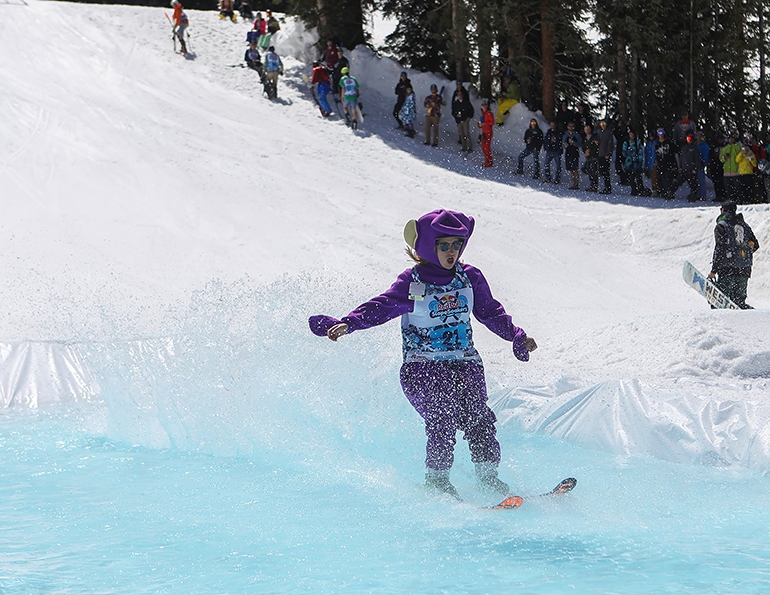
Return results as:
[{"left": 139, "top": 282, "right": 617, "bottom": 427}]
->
[
  {"left": 238, "top": 0, "right": 253, "bottom": 20},
  {"left": 394, "top": 72, "right": 411, "bottom": 128},
  {"left": 244, "top": 41, "right": 263, "bottom": 78},
  {"left": 720, "top": 134, "right": 742, "bottom": 203},
  {"left": 563, "top": 122, "right": 582, "bottom": 190},
  {"left": 495, "top": 75, "right": 520, "bottom": 125},
  {"left": 679, "top": 133, "right": 701, "bottom": 201},
  {"left": 613, "top": 117, "right": 629, "bottom": 186},
  {"left": 555, "top": 101, "right": 576, "bottom": 136},
  {"left": 450, "top": 81, "right": 469, "bottom": 144},
  {"left": 423, "top": 84, "right": 444, "bottom": 147},
  {"left": 596, "top": 119, "right": 614, "bottom": 194},
  {"left": 583, "top": 125, "right": 600, "bottom": 192},
  {"left": 708, "top": 201, "right": 759, "bottom": 309},
  {"left": 517, "top": 118, "right": 543, "bottom": 178},
  {"left": 655, "top": 129, "right": 678, "bottom": 199},
  {"left": 399, "top": 86, "right": 416, "bottom": 138},
  {"left": 622, "top": 130, "right": 645, "bottom": 196},
  {"left": 576, "top": 103, "right": 593, "bottom": 139},
  {"left": 266, "top": 10, "right": 280, "bottom": 34},
  {"left": 708, "top": 134, "right": 727, "bottom": 202},
  {"left": 451, "top": 88, "right": 474, "bottom": 153},
  {"left": 672, "top": 112, "right": 696, "bottom": 154},
  {"left": 696, "top": 131, "right": 710, "bottom": 200},
  {"left": 322, "top": 40, "right": 338, "bottom": 69},
  {"left": 543, "top": 120, "right": 562, "bottom": 184},
  {"left": 644, "top": 131, "right": 659, "bottom": 197},
  {"left": 219, "top": 0, "right": 235, "bottom": 21},
  {"left": 331, "top": 49, "right": 349, "bottom": 98},
  {"left": 478, "top": 100, "right": 495, "bottom": 167},
  {"left": 735, "top": 144, "right": 757, "bottom": 204},
  {"left": 254, "top": 12, "right": 267, "bottom": 38}
]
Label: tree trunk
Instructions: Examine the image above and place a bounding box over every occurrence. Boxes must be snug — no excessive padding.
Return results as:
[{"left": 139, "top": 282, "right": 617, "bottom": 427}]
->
[
  {"left": 477, "top": 0, "right": 493, "bottom": 97},
  {"left": 630, "top": 48, "right": 639, "bottom": 131},
  {"left": 540, "top": 0, "right": 555, "bottom": 120},
  {"left": 616, "top": 33, "right": 628, "bottom": 121},
  {"left": 451, "top": 0, "right": 464, "bottom": 81}
]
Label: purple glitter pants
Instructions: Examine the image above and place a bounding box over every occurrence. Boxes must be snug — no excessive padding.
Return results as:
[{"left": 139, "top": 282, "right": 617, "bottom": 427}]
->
[{"left": 400, "top": 360, "right": 501, "bottom": 472}]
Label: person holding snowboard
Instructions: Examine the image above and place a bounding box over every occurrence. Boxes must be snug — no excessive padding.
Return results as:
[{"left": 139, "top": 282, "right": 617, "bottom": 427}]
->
[
  {"left": 708, "top": 201, "right": 759, "bottom": 309},
  {"left": 311, "top": 61, "right": 332, "bottom": 117},
  {"left": 339, "top": 67, "right": 360, "bottom": 128},
  {"left": 170, "top": 0, "right": 188, "bottom": 55},
  {"left": 308, "top": 209, "right": 537, "bottom": 500}
]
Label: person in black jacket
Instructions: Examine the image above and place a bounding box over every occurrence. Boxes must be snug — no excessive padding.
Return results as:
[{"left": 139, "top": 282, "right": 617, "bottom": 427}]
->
[
  {"left": 394, "top": 71, "right": 411, "bottom": 128},
  {"left": 517, "top": 118, "right": 543, "bottom": 179},
  {"left": 655, "top": 129, "right": 679, "bottom": 199},
  {"left": 708, "top": 201, "right": 760, "bottom": 308},
  {"left": 542, "top": 120, "right": 562, "bottom": 183},
  {"left": 596, "top": 119, "right": 615, "bottom": 194},
  {"left": 331, "top": 49, "right": 349, "bottom": 99},
  {"left": 679, "top": 134, "right": 701, "bottom": 202},
  {"left": 451, "top": 88, "right": 474, "bottom": 152}
]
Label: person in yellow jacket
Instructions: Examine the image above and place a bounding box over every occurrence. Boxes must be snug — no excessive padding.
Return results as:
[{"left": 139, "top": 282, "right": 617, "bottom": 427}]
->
[
  {"left": 720, "top": 134, "right": 742, "bottom": 202},
  {"left": 735, "top": 145, "right": 757, "bottom": 204},
  {"left": 495, "top": 75, "right": 520, "bottom": 125}
]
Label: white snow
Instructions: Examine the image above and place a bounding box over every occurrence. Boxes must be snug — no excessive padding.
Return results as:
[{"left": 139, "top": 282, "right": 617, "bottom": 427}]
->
[{"left": 2, "top": 1, "right": 770, "bottom": 473}]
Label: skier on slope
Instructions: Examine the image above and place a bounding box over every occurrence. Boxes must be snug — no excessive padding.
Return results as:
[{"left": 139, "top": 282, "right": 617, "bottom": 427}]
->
[
  {"left": 263, "top": 46, "right": 283, "bottom": 99},
  {"left": 311, "top": 61, "right": 332, "bottom": 117},
  {"left": 309, "top": 209, "right": 537, "bottom": 500},
  {"left": 170, "top": 0, "right": 188, "bottom": 55},
  {"left": 338, "top": 67, "right": 360, "bottom": 128}
]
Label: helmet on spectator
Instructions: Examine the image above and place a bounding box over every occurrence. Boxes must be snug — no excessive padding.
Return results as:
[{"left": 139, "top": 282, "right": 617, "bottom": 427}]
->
[{"left": 341, "top": 66, "right": 350, "bottom": 74}]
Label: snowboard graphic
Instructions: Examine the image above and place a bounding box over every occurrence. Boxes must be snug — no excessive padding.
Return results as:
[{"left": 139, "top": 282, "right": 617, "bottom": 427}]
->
[{"left": 682, "top": 261, "right": 740, "bottom": 309}]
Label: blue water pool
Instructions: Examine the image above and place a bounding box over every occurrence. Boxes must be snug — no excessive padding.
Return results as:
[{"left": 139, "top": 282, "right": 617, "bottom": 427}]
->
[{"left": 2, "top": 399, "right": 769, "bottom": 594}]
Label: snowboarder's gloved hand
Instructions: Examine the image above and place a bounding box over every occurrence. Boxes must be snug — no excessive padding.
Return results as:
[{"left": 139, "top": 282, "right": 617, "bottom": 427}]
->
[
  {"left": 309, "top": 314, "right": 342, "bottom": 337},
  {"left": 512, "top": 329, "right": 530, "bottom": 362}
]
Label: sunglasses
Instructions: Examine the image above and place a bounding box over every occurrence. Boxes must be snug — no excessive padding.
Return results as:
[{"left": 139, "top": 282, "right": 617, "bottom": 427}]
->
[{"left": 436, "top": 240, "right": 464, "bottom": 252}]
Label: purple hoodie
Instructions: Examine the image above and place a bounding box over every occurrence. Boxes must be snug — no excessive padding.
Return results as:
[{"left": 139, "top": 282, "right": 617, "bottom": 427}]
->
[{"left": 309, "top": 209, "right": 530, "bottom": 361}]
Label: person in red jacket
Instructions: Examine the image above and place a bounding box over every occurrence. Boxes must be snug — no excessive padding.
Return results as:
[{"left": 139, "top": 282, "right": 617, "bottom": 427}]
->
[
  {"left": 477, "top": 100, "right": 495, "bottom": 167},
  {"left": 170, "top": 0, "right": 188, "bottom": 55}
]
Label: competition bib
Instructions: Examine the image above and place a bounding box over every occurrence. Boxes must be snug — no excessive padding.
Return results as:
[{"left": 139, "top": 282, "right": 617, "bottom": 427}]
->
[{"left": 401, "top": 266, "right": 480, "bottom": 362}]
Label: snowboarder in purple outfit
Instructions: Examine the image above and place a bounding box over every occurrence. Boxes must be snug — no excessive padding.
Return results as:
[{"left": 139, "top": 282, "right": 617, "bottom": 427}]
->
[{"left": 308, "top": 209, "right": 537, "bottom": 500}]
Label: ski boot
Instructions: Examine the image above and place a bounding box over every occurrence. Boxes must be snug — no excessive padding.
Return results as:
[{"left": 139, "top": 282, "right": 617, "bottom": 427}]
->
[
  {"left": 475, "top": 462, "right": 510, "bottom": 496},
  {"left": 425, "top": 469, "right": 460, "bottom": 500}
]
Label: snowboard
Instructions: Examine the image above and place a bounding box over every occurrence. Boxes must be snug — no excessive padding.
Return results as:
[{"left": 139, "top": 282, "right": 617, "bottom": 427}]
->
[
  {"left": 484, "top": 477, "right": 577, "bottom": 510},
  {"left": 356, "top": 102, "right": 365, "bottom": 124},
  {"left": 301, "top": 73, "right": 327, "bottom": 116},
  {"left": 682, "top": 260, "right": 740, "bottom": 310},
  {"left": 258, "top": 33, "right": 272, "bottom": 49}
]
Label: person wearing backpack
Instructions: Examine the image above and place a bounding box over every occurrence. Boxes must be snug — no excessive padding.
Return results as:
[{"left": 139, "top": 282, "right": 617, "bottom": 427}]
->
[
  {"left": 339, "top": 67, "right": 360, "bottom": 128},
  {"left": 708, "top": 201, "right": 760, "bottom": 308},
  {"left": 263, "top": 46, "right": 283, "bottom": 99}
]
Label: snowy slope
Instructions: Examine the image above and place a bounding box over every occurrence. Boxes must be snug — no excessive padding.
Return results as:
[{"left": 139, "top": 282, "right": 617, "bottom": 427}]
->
[{"left": 2, "top": 1, "right": 770, "bottom": 471}]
